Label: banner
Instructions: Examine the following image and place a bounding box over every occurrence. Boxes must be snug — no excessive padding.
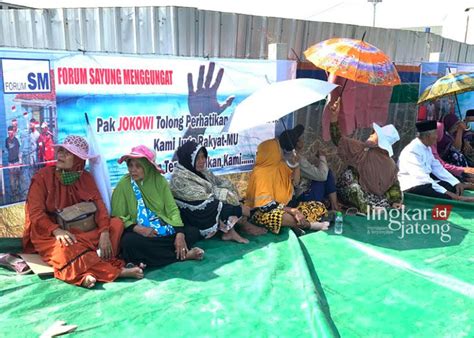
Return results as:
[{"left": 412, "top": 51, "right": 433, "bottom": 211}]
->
[{"left": 0, "top": 48, "right": 296, "bottom": 206}]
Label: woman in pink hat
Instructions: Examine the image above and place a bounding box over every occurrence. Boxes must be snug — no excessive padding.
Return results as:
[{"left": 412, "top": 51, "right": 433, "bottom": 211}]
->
[
  {"left": 111, "top": 145, "right": 204, "bottom": 268},
  {"left": 23, "top": 135, "right": 144, "bottom": 288}
]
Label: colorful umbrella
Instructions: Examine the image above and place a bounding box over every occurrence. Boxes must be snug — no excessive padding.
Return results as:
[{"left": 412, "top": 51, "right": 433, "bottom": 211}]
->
[
  {"left": 304, "top": 38, "right": 400, "bottom": 86},
  {"left": 417, "top": 72, "right": 474, "bottom": 104}
]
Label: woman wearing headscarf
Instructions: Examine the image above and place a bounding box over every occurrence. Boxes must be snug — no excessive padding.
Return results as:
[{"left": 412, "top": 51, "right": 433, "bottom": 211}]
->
[
  {"left": 23, "top": 135, "right": 144, "bottom": 288},
  {"left": 169, "top": 141, "right": 253, "bottom": 244},
  {"left": 245, "top": 136, "right": 330, "bottom": 235},
  {"left": 279, "top": 124, "right": 340, "bottom": 210},
  {"left": 329, "top": 98, "right": 403, "bottom": 213},
  {"left": 432, "top": 122, "right": 474, "bottom": 182},
  {"left": 111, "top": 145, "right": 204, "bottom": 268},
  {"left": 438, "top": 113, "right": 471, "bottom": 167}
]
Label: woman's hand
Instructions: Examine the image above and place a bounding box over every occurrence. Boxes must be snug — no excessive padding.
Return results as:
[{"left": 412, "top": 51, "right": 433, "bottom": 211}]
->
[
  {"left": 329, "top": 97, "right": 341, "bottom": 122},
  {"left": 134, "top": 225, "right": 157, "bottom": 237},
  {"left": 464, "top": 167, "right": 474, "bottom": 175},
  {"left": 241, "top": 205, "right": 251, "bottom": 217},
  {"left": 291, "top": 209, "right": 306, "bottom": 225},
  {"left": 457, "top": 121, "right": 468, "bottom": 132},
  {"left": 174, "top": 233, "right": 188, "bottom": 261},
  {"left": 99, "top": 231, "right": 113, "bottom": 260},
  {"left": 53, "top": 228, "right": 77, "bottom": 247}
]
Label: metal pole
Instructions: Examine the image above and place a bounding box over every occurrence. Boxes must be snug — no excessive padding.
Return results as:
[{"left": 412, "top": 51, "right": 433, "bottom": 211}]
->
[
  {"left": 465, "top": 14, "right": 470, "bottom": 43},
  {"left": 373, "top": 3, "right": 376, "bottom": 27},
  {"left": 466, "top": 8, "right": 473, "bottom": 43}
]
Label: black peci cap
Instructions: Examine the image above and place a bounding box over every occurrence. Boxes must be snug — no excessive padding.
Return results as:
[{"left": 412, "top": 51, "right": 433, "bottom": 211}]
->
[{"left": 416, "top": 120, "right": 437, "bottom": 133}]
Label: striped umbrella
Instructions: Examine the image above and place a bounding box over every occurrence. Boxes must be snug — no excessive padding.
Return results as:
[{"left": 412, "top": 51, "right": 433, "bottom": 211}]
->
[
  {"left": 304, "top": 38, "right": 400, "bottom": 86},
  {"left": 417, "top": 72, "right": 474, "bottom": 104}
]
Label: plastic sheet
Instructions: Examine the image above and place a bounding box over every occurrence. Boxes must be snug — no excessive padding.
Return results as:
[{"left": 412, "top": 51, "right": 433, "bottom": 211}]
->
[
  {"left": 0, "top": 232, "right": 336, "bottom": 337},
  {"left": 300, "top": 193, "right": 474, "bottom": 337},
  {"left": 1, "top": 192, "right": 472, "bottom": 336}
]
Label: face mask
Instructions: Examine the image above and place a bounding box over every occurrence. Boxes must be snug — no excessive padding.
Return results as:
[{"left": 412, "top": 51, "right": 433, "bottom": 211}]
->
[{"left": 58, "top": 170, "right": 82, "bottom": 185}]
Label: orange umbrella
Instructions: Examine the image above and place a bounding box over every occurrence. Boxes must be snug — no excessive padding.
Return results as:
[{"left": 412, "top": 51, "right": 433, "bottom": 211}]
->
[{"left": 304, "top": 38, "right": 400, "bottom": 86}]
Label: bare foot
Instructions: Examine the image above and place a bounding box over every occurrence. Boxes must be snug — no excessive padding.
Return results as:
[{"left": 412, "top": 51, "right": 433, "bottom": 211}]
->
[
  {"left": 309, "top": 221, "right": 330, "bottom": 231},
  {"left": 185, "top": 247, "right": 205, "bottom": 261},
  {"left": 82, "top": 275, "right": 96, "bottom": 289},
  {"left": 239, "top": 219, "right": 267, "bottom": 236},
  {"left": 222, "top": 228, "right": 249, "bottom": 244},
  {"left": 119, "top": 266, "right": 144, "bottom": 279}
]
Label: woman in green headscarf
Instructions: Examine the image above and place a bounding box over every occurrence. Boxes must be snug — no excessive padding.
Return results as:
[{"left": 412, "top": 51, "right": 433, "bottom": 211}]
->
[{"left": 111, "top": 145, "right": 204, "bottom": 267}]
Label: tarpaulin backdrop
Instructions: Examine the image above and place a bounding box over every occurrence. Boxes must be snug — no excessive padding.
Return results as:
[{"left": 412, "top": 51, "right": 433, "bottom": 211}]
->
[
  {"left": 0, "top": 48, "right": 296, "bottom": 206},
  {"left": 419, "top": 62, "right": 474, "bottom": 120}
]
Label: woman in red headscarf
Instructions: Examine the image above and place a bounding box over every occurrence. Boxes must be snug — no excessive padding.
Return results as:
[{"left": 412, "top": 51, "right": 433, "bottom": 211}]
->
[{"left": 23, "top": 135, "right": 144, "bottom": 288}]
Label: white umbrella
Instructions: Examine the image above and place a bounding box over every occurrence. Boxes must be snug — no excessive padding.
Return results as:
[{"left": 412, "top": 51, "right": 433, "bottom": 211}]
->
[
  {"left": 85, "top": 113, "right": 113, "bottom": 213},
  {"left": 222, "top": 78, "right": 338, "bottom": 133}
]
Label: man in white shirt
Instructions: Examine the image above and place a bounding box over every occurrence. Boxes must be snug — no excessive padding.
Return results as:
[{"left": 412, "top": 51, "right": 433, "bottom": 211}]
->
[{"left": 398, "top": 120, "right": 469, "bottom": 201}]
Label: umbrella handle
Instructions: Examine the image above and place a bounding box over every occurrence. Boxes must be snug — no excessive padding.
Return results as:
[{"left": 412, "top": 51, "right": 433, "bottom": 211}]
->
[
  {"left": 340, "top": 78, "right": 348, "bottom": 95},
  {"left": 280, "top": 119, "right": 296, "bottom": 152},
  {"left": 453, "top": 94, "right": 463, "bottom": 120}
]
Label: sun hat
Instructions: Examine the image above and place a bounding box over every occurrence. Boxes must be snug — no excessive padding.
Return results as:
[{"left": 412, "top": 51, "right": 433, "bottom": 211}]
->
[
  {"left": 118, "top": 145, "right": 164, "bottom": 174},
  {"left": 372, "top": 123, "right": 400, "bottom": 157},
  {"left": 53, "top": 135, "right": 96, "bottom": 160}
]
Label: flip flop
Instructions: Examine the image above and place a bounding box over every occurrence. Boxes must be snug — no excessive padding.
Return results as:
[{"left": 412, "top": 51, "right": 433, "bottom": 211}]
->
[
  {"left": 0, "top": 253, "right": 32, "bottom": 275},
  {"left": 125, "top": 262, "right": 146, "bottom": 269}
]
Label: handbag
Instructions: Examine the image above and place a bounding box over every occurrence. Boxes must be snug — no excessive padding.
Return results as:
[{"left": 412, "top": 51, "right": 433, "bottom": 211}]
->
[{"left": 56, "top": 202, "right": 97, "bottom": 232}]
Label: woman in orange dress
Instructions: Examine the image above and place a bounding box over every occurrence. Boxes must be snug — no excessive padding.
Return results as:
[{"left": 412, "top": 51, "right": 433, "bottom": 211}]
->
[
  {"left": 245, "top": 137, "right": 329, "bottom": 236},
  {"left": 22, "top": 135, "right": 144, "bottom": 288}
]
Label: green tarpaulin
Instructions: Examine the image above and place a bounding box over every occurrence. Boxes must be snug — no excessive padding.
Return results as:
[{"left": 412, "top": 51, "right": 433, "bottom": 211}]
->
[
  {"left": 301, "top": 193, "right": 474, "bottom": 337},
  {"left": 0, "top": 231, "right": 336, "bottom": 337},
  {"left": 1, "top": 193, "right": 472, "bottom": 337}
]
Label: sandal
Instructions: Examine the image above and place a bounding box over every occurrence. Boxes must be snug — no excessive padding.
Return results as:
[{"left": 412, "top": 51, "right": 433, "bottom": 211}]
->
[
  {"left": 0, "top": 253, "right": 32, "bottom": 274},
  {"left": 125, "top": 262, "right": 146, "bottom": 269}
]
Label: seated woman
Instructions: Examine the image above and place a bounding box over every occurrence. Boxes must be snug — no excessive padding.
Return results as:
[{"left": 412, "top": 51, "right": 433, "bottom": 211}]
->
[
  {"left": 438, "top": 113, "right": 471, "bottom": 167},
  {"left": 432, "top": 122, "right": 474, "bottom": 184},
  {"left": 245, "top": 137, "right": 329, "bottom": 235},
  {"left": 279, "top": 124, "right": 340, "bottom": 210},
  {"left": 169, "top": 141, "right": 256, "bottom": 244},
  {"left": 112, "top": 145, "right": 204, "bottom": 268},
  {"left": 22, "top": 135, "right": 143, "bottom": 289},
  {"left": 329, "top": 99, "right": 403, "bottom": 213}
]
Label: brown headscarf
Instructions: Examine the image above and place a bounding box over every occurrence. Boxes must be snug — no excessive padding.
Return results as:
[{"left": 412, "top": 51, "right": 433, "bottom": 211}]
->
[
  {"left": 338, "top": 136, "right": 398, "bottom": 196},
  {"left": 23, "top": 155, "right": 110, "bottom": 253}
]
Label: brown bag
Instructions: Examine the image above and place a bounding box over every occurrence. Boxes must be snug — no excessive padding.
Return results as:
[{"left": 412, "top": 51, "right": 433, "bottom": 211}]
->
[{"left": 56, "top": 202, "right": 97, "bottom": 232}]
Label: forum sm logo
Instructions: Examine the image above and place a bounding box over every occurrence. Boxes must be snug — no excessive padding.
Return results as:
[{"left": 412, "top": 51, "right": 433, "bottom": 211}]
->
[{"left": 367, "top": 205, "right": 453, "bottom": 243}]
